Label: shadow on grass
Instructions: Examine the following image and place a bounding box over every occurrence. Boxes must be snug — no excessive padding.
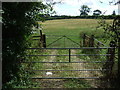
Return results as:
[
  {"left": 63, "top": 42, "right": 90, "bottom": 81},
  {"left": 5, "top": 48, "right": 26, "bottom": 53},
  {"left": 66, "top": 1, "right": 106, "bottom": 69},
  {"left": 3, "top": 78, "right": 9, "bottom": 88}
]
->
[
  {"left": 98, "top": 73, "right": 119, "bottom": 88},
  {"left": 63, "top": 79, "right": 92, "bottom": 88}
]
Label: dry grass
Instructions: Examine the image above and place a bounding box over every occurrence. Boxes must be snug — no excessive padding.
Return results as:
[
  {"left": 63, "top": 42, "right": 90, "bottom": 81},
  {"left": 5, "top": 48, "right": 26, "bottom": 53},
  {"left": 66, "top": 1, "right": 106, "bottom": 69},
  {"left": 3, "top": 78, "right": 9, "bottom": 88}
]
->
[{"left": 38, "top": 19, "right": 113, "bottom": 36}]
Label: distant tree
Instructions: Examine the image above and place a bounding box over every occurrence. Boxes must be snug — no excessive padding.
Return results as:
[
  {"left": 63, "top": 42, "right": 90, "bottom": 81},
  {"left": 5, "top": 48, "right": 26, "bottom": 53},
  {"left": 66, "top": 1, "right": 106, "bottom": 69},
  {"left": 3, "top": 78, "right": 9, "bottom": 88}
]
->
[
  {"left": 112, "top": 10, "right": 116, "bottom": 15},
  {"left": 79, "top": 5, "right": 91, "bottom": 16},
  {"left": 93, "top": 9, "right": 102, "bottom": 15}
]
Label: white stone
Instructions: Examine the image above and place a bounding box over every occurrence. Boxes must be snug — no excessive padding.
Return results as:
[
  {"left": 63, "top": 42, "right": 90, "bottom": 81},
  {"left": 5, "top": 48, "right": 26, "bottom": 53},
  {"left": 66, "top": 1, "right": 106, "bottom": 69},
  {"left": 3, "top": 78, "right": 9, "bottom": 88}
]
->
[{"left": 46, "top": 72, "right": 53, "bottom": 75}]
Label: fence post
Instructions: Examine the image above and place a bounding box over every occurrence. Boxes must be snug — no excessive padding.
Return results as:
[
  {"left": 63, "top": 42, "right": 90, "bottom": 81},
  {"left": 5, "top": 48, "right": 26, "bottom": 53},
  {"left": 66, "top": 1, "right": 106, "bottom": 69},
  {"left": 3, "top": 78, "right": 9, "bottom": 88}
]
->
[
  {"left": 96, "top": 42, "right": 101, "bottom": 53},
  {"left": 64, "top": 35, "right": 65, "bottom": 48},
  {"left": 83, "top": 34, "right": 86, "bottom": 47},
  {"left": 42, "top": 34, "right": 46, "bottom": 48},
  {"left": 97, "top": 42, "right": 100, "bottom": 48},
  {"left": 89, "top": 35, "right": 94, "bottom": 47},
  {"left": 40, "top": 30, "right": 43, "bottom": 47},
  {"left": 109, "top": 41, "right": 116, "bottom": 73},
  {"left": 102, "top": 41, "right": 116, "bottom": 77},
  {"left": 118, "top": 38, "right": 120, "bottom": 81}
]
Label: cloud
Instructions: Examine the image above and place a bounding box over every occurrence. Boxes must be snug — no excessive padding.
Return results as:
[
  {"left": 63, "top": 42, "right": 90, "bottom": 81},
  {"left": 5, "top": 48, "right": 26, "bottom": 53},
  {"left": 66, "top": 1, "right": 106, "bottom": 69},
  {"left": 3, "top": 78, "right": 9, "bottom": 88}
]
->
[
  {"left": 84, "top": 2, "right": 93, "bottom": 6},
  {"left": 62, "top": 0, "right": 81, "bottom": 6},
  {"left": 61, "top": 0, "right": 94, "bottom": 6},
  {"left": 54, "top": 4, "right": 80, "bottom": 16},
  {"left": 81, "top": 0, "right": 118, "bottom": 15},
  {"left": 53, "top": 0, "right": 119, "bottom": 16}
]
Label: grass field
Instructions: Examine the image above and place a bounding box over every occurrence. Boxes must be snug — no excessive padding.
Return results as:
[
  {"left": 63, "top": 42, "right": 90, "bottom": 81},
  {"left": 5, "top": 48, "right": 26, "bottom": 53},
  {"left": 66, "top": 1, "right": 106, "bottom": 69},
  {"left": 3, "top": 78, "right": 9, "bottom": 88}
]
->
[
  {"left": 39, "top": 19, "right": 112, "bottom": 36},
  {"left": 27, "top": 19, "right": 116, "bottom": 88},
  {"left": 37, "top": 19, "right": 113, "bottom": 48}
]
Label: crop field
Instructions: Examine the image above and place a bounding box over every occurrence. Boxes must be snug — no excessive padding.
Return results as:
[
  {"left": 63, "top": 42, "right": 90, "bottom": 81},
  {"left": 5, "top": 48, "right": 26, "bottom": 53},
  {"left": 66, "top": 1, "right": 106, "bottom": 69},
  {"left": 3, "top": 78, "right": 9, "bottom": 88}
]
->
[{"left": 26, "top": 19, "right": 117, "bottom": 88}]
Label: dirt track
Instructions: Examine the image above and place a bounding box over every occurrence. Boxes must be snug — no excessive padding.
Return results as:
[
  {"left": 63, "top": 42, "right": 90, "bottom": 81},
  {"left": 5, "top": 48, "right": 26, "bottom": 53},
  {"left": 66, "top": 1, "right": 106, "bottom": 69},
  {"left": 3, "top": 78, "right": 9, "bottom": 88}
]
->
[{"left": 34, "top": 50, "right": 101, "bottom": 88}]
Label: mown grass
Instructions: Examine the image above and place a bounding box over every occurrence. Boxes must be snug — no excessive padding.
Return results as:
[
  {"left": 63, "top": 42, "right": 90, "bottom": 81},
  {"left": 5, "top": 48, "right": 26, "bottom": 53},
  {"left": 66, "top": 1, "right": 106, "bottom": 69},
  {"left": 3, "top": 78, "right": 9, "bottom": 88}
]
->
[
  {"left": 40, "top": 19, "right": 112, "bottom": 36},
  {"left": 40, "top": 19, "right": 99, "bottom": 35}
]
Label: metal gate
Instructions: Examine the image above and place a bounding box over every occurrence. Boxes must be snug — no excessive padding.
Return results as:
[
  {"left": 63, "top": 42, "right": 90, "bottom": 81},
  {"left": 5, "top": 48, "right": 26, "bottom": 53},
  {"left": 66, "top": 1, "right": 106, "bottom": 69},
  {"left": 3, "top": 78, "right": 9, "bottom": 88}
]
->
[
  {"left": 26, "top": 34, "right": 117, "bottom": 80},
  {"left": 46, "top": 35, "right": 80, "bottom": 48},
  {"left": 24, "top": 47, "right": 116, "bottom": 79}
]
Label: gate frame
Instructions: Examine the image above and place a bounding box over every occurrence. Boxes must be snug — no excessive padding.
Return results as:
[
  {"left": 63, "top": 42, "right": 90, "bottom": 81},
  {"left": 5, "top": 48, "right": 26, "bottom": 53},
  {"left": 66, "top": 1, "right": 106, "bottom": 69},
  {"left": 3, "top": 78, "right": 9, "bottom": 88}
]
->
[
  {"left": 46, "top": 35, "right": 80, "bottom": 48},
  {"left": 25, "top": 47, "right": 117, "bottom": 79}
]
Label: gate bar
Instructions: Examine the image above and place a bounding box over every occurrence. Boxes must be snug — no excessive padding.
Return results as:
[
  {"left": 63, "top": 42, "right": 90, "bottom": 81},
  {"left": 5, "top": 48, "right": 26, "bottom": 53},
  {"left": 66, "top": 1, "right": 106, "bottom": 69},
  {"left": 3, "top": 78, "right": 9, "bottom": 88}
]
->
[
  {"left": 26, "top": 47, "right": 116, "bottom": 50},
  {"left": 64, "top": 35, "right": 80, "bottom": 46},
  {"left": 26, "top": 54, "right": 112, "bottom": 56},
  {"left": 30, "top": 69, "right": 109, "bottom": 71},
  {"left": 31, "top": 77, "right": 100, "bottom": 79},
  {"left": 47, "top": 36, "right": 65, "bottom": 47},
  {"left": 69, "top": 49, "right": 71, "bottom": 62},
  {"left": 22, "top": 61, "right": 113, "bottom": 63}
]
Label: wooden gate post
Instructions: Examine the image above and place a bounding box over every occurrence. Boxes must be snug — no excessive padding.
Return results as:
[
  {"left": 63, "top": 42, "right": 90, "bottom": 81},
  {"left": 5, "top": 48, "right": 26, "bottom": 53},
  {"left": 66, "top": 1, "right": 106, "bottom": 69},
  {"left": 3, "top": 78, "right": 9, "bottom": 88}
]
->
[
  {"left": 40, "top": 30, "right": 43, "bottom": 47},
  {"left": 118, "top": 38, "right": 120, "bottom": 80},
  {"left": 40, "top": 30, "right": 42, "bottom": 40},
  {"left": 109, "top": 41, "right": 116, "bottom": 74},
  {"left": 89, "top": 35, "right": 94, "bottom": 47},
  {"left": 42, "top": 34, "right": 46, "bottom": 48},
  {"left": 83, "top": 34, "right": 86, "bottom": 47},
  {"left": 102, "top": 41, "right": 116, "bottom": 77}
]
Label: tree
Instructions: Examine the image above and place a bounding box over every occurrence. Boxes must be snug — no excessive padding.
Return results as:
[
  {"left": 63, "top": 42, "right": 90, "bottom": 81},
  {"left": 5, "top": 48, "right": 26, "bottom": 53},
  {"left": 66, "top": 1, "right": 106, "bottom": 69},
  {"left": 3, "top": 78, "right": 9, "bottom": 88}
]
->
[
  {"left": 98, "top": 15, "right": 120, "bottom": 88},
  {"left": 93, "top": 9, "right": 102, "bottom": 15},
  {"left": 79, "top": 5, "right": 91, "bottom": 16},
  {"left": 2, "top": 2, "right": 50, "bottom": 88},
  {"left": 112, "top": 10, "right": 116, "bottom": 15}
]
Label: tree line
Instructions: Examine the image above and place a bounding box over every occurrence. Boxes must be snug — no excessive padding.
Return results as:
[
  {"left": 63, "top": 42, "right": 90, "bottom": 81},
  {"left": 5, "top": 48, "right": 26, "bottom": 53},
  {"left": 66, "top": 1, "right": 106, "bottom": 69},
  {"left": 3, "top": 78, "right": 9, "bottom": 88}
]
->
[
  {"left": 45, "top": 15, "right": 119, "bottom": 20},
  {"left": 79, "top": 5, "right": 116, "bottom": 16},
  {"left": 44, "top": 4, "right": 118, "bottom": 20}
]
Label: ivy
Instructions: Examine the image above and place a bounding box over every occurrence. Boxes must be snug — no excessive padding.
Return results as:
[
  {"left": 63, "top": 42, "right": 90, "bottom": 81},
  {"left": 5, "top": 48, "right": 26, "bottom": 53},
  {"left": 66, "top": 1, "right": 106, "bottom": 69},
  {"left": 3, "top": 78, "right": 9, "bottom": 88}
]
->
[{"left": 2, "top": 2, "right": 50, "bottom": 88}]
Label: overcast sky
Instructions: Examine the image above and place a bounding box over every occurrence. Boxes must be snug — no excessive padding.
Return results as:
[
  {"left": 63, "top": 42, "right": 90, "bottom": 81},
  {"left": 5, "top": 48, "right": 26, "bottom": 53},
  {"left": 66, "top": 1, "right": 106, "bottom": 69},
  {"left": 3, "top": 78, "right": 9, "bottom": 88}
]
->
[{"left": 50, "top": 0, "right": 119, "bottom": 16}]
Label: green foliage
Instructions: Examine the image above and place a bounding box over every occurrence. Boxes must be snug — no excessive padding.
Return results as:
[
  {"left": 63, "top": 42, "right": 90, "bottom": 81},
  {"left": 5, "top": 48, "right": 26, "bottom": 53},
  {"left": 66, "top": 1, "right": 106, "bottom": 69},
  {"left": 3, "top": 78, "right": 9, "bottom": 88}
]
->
[
  {"left": 112, "top": 10, "right": 116, "bottom": 15},
  {"left": 93, "top": 9, "right": 102, "bottom": 16},
  {"left": 79, "top": 5, "right": 91, "bottom": 16},
  {"left": 97, "top": 16, "right": 120, "bottom": 42},
  {"left": 2, "top": 2, "right": 50, "bottom": 88},
  {"left": 45, "top": 15, "right": 119, "bottom": 20},
  {"left": 97, "top": 15, "right": 120, "bottom": 88},
  {"left": 64, "top": 79, "right": 92, "bottom": 88}
]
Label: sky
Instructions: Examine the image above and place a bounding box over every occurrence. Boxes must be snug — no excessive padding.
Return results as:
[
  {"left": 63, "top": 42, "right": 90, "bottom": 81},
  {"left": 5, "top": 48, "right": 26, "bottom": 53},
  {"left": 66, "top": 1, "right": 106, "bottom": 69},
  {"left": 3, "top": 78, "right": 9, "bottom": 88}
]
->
[{"left": 49, "top": 0, "right": 119, "bottom": 16}]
